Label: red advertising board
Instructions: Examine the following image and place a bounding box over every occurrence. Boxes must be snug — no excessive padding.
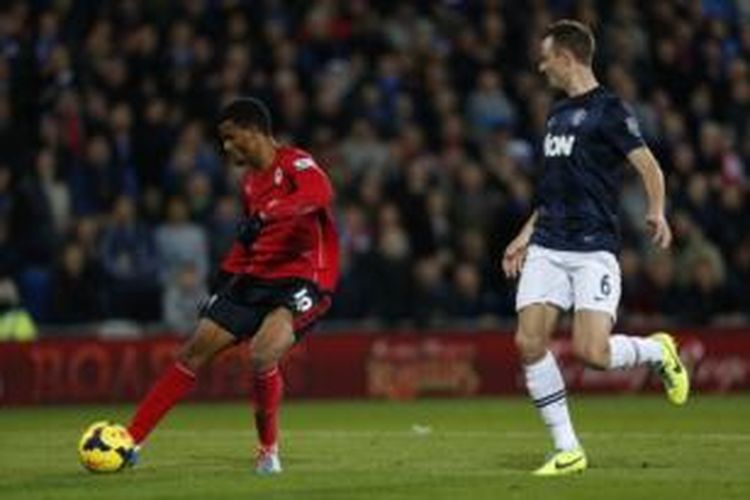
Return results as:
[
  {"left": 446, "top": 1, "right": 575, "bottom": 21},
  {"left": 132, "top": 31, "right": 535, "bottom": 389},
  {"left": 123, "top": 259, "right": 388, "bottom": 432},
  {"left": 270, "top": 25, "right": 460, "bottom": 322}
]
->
[{"left": 0, "top": 330, "right": 749, "bottom": 405}]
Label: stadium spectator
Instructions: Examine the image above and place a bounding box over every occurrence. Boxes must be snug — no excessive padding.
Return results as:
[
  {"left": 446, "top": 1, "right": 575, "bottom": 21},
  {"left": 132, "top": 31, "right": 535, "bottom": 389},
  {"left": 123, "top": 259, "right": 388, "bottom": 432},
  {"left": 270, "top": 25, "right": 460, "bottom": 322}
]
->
[
  {"left": 339, "top": 118, "right": 391, "bottom": 179},
  {"left": 727, "top": 235, "right": 750, "bottom": 319},
  {"left": 0, "top": 166, "right": 12, "bottom": 219},
  {"left": 682, "top": 251, "right": 734, "bottom": 325},
  {"left": 0, "top": 219, "right": 21, "bottom": 277},
  {"left": 99, "top": 195, "right": 160, "bottom": 320},
  {"left": 447, "top": 262, "right": 502, "bottom": 325},
  {"left": 368, "top": 203, "right": 413, "bottom": 323},
  {"left": 69, "top": 134, "right": 137, "bottom": 216},
  {"left": 0, "top": 277, "right": 36, "bottom": 341},
  {"left": 330, "top": 203, "right": 372, "bottom": 320},
  {"left": 619, "top": 247, "right": 645, "bottom": 319},
  {"left": 466, "top": 68, "right": 517, "bottom": 140},
  {"left": 411, "top": 256, "right": 451, "bottom": 327},
  {"left": 162, "top": 263, "right": 206, "bottom": 335},
  {"left": 635, "top": 251, "right": 684, "bottom": 323},
  {"left": 9, "top": 150, "right": 66, "bottom": 266},
  {"left": 207, "top": 195, "right": 241, "bottom": 268},
  {"left": 155, "top": 196, "right": 209, "bottom": 285},
  {"left": 50, "top": 242, "right": 103, "bottom": 324}
]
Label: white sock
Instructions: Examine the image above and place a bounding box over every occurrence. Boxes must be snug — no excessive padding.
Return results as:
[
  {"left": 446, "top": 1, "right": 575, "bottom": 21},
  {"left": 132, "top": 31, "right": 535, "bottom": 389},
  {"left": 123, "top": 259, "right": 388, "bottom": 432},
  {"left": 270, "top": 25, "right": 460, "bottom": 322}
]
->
[
  {"left": 524, "top": 351, "right": 580, "bottom": 451},
  {"left": 609, "top": 334, "right": 663, "bottom": 370}
]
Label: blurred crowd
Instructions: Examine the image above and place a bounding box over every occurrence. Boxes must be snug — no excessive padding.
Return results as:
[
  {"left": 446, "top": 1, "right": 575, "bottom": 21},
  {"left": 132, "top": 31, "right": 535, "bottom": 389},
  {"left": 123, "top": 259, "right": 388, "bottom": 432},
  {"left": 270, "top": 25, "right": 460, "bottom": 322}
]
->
[{"left": 1, "top": 0, "right": 749, "bottom": 337}]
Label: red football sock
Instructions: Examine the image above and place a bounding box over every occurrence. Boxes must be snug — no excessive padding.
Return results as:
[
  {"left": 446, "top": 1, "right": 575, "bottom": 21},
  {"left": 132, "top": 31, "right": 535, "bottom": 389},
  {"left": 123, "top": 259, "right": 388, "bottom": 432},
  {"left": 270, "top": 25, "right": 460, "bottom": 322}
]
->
[
  {"left": 128, "top": 361, "right": 196, "bottom": 444},
  {"left": 252, "top": 365, "right": 283, "bottom": 449}
]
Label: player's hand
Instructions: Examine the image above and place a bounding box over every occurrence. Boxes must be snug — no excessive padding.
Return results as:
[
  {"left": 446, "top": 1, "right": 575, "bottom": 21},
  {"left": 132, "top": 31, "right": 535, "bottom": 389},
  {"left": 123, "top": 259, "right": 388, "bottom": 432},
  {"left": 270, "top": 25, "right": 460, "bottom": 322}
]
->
[
  {"left": 236, "top": 214, "right": 264, "bottom": 249},
  {"left": 502, "top": 237, "right": 528, "bottom": 279},
  {"left": 646, "top": 213, "right": 672, "bottom": 249}
]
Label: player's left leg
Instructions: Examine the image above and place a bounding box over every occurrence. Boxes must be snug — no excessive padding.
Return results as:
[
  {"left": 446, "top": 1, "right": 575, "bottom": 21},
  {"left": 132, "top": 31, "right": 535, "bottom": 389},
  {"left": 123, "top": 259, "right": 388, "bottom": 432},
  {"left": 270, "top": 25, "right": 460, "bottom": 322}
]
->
[
  {"left": 248, "top": 307, "right": 295, "bottom": 475},
  {"left": 572, "top": 311, "right": 689, "bottom": 404},
  {"left": 571, "top": 309, "right": 620, "bottom": 368},
  {"left": 570, "top": 249, "right": 689, "bottom": 404}
]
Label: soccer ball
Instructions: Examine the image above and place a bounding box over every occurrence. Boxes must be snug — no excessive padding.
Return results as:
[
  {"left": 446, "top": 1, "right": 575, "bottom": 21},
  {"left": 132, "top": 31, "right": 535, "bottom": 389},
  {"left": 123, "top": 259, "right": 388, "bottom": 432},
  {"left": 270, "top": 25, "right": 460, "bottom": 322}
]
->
[{"left": 78, "top": 421, "right": 135, "bottom": 473}]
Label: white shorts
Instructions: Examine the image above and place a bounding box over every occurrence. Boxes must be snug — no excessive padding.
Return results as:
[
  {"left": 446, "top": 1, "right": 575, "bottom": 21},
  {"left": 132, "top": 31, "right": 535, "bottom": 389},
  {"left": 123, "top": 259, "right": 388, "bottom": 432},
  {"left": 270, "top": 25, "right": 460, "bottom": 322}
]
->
[{"left": 516, "top": 245, "right": 621, "bottom": 320}]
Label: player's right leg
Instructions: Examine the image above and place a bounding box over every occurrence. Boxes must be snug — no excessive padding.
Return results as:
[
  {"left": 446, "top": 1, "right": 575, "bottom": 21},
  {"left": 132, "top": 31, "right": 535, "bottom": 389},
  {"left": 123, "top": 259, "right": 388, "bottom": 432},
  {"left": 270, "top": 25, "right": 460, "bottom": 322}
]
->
[
  {"left": 126, "top": 318, "right": 236, "bottom": 452},
  {"left": 515, "top": 246, "right": 585, "bottom": 476},
  {"left": 516, "top": 304, "right": 587, "bottom": 476}
]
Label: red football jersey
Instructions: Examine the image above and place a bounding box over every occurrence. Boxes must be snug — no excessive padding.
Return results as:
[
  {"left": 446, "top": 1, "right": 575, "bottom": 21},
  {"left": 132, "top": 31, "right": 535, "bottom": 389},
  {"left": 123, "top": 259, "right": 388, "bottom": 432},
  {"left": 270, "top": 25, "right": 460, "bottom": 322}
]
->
[{"left": 220, "top": 145, "right": 340, "bottom": 292}]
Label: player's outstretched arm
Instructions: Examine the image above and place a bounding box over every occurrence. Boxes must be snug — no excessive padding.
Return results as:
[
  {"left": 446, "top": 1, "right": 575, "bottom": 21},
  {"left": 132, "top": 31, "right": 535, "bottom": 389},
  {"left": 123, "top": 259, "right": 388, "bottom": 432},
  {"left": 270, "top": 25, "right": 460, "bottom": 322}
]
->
[
  {"left": 502, "top": 210, "right": 538, "bottom": 279},
  {"left": 627, "top": 146, "right": 672, "bottom": 249}
]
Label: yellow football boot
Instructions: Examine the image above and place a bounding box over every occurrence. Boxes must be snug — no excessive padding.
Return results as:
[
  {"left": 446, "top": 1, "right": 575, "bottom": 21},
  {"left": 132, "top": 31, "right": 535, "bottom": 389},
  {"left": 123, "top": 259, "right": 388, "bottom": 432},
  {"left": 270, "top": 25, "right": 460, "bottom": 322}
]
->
[
  {"left": 650, "top": 332, "right": 690, "bottom": 405},
  {"left": 532, "top": 448, "right": 588, "bottom": 477}
]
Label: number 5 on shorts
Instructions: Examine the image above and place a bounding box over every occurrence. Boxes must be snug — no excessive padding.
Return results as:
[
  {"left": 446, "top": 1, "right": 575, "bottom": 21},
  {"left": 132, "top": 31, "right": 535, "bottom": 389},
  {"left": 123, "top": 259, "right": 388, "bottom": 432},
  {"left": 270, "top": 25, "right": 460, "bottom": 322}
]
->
[{"left": 293, "top": 288, "right": 313, "bottom": 313}]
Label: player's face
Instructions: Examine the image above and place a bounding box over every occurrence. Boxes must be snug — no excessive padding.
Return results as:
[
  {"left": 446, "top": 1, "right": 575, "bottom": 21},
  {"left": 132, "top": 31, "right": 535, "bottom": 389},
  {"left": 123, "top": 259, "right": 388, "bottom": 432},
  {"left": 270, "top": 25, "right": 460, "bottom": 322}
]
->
[
  {"left": 218, "top": 121, "right": 262, "bottom": 169},
  {"left": 538, "top": 37, "right": 569, "bottom": 89}
]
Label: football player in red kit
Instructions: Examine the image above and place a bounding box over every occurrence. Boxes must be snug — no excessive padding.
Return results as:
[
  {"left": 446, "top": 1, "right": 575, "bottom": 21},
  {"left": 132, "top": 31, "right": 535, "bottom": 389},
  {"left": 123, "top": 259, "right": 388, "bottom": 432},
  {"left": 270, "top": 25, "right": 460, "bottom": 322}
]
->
[{"left": 125, "top": 98, "right": 340, "bottom": 474}]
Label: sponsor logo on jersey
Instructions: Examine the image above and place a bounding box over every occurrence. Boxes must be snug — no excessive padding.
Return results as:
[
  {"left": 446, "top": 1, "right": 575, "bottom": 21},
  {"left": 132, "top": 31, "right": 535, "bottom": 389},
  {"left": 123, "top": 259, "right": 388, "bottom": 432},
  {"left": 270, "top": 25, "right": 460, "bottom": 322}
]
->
[
  {"left": 294, "top": 157, "right": 316, "bottom": 171},
  {"left": 544, "top": 134, "right": 576, "bottom": 157}
]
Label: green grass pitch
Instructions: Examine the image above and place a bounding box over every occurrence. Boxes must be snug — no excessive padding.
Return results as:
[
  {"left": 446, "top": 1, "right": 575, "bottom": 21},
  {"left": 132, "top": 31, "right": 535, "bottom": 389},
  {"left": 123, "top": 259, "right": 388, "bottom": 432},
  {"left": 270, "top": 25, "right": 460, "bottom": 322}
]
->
[{"left": 1, "top": 396, "right": 748, "bottom": 499}]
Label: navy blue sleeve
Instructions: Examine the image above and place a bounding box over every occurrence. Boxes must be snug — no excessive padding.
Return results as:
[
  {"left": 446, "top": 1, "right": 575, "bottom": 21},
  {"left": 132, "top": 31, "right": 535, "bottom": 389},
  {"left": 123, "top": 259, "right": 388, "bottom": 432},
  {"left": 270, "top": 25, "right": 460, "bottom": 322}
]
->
[{"left": 600, "top": 99, "right": 645, "bottom": 157}]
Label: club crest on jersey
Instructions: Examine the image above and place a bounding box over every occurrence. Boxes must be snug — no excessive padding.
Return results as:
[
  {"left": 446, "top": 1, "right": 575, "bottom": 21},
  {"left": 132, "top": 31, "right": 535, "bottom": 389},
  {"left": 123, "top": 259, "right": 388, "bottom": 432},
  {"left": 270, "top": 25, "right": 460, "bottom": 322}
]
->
[
  {"left": 571, "top": 109, "right": 587, "bottom": 126},
  {"left": 274, "top": 167, "right": 283, "bottom": 185},
  {"left": 294, "top": 157, "right": 315, "bottom": 171},
  {"left": 626, "top": 116, "right": 642, "bottom": 138},
  {"left": 544, "top": 134, "right": 576, "bottom": 157}
]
